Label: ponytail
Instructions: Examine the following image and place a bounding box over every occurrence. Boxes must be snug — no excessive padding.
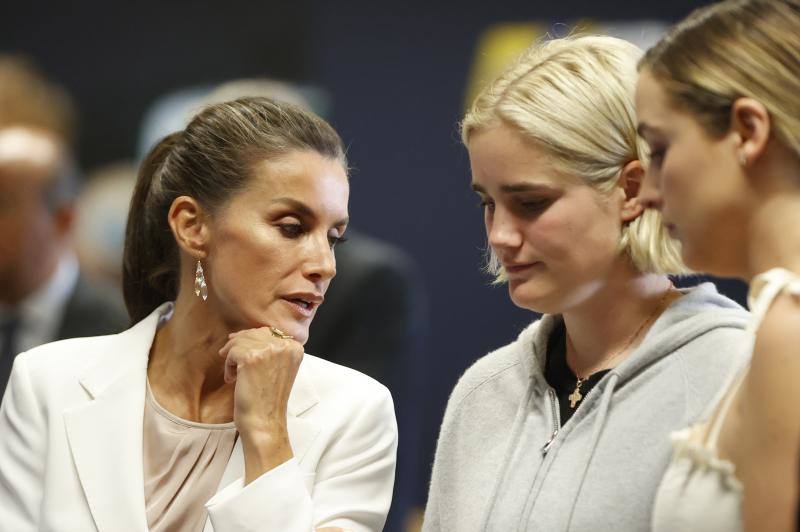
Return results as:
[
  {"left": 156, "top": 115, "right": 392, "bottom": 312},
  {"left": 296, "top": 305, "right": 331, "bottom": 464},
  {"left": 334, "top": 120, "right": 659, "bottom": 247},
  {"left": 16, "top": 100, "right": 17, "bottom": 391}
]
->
[{"left": 122, "top": 132, "right": 182, "bottom": 323}]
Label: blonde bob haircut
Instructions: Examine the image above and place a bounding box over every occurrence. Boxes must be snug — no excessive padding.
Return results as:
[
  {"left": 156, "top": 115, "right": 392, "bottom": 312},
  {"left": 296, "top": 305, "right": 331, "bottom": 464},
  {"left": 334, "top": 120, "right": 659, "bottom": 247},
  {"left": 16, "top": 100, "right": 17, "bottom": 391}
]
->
[
  {"left": 640, "top": 0, "right": 800, "bottom": 158},
  {"left": 462, "top": 35, "right": 687, "bottom": 283}
]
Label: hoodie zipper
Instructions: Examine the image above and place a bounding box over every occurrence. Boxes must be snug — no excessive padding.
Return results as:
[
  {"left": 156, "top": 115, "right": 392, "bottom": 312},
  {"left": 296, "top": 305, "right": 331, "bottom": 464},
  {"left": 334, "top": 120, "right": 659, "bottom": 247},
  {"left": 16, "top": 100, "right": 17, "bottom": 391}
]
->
[
  {"left": 541, "top": 388, "right": 560, "bottom": 455},
  {"left": 540, "top": 382, "right": 606, "bottom": 456}
]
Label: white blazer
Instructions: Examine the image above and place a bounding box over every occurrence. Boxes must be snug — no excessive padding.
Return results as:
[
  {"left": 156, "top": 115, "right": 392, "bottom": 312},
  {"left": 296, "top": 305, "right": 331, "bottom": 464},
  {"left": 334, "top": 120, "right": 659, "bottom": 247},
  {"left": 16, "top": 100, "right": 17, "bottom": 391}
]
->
[{"left": 0, "top": 304, "right": 397, "bottom": 532}]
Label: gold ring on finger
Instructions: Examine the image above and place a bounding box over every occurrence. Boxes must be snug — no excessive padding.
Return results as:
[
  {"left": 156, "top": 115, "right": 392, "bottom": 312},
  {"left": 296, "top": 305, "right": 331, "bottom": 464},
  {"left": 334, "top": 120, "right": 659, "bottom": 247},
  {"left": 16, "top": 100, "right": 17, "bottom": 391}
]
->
[{"left": 269, "top": 326, "right": 294, "bottom": 340}]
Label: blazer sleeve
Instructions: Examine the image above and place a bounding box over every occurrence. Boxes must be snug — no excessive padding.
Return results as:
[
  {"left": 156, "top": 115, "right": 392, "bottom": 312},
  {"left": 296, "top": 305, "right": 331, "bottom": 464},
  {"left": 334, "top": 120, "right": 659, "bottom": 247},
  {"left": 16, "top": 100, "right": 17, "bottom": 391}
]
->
[
  {"left": 205, "top": 385, "right": 398, "bottom": 532},
  {"left": 0, "top": 354, "right": 46, "bottom": 531}
]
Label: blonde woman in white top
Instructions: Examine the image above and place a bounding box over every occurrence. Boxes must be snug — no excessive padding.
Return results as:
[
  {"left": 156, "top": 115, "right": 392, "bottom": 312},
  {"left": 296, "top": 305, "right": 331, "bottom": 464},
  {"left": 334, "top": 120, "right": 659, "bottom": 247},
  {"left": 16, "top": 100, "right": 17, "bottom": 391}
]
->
[{"left": 636, "top": 1, "right": 800, "bottom": 530}]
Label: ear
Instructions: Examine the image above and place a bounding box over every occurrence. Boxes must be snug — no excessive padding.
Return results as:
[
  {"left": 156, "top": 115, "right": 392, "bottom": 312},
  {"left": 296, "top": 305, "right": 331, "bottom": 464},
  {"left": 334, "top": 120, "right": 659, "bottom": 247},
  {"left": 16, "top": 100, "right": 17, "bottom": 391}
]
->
[
  {"left": 618, "top": 160, "right": 645, "bottom": 223},
  {"left": 730, "top": 97, "right": 770, "bottom": 167},
  {"left": 167, "top": 195, "right": 210, "bottom": 259},
  {"left": 53, "top": 203, "right": 75, "bottom": 238}
]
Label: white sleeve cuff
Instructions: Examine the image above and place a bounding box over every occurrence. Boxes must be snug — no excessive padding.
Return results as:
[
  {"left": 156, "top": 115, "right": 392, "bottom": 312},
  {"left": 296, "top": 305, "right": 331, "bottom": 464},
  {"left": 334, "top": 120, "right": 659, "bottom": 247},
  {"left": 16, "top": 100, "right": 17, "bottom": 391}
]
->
[{"left": 205, "top": 457, "right": 313, "bottom": 532}]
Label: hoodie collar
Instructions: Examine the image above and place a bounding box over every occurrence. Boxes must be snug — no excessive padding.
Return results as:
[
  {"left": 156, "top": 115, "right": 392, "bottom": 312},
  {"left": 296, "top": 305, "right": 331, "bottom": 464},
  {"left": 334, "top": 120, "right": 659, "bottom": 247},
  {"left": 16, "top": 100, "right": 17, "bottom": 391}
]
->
[{"left": 517, "top": 282, "right": 749, "bottom": 386}]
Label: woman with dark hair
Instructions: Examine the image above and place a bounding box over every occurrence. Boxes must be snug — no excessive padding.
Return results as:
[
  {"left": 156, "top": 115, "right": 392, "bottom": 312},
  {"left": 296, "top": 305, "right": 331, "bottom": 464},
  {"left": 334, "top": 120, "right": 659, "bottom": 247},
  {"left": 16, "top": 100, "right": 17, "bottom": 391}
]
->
[
  {"left": 636, "top": 1, "right": 800, "bottom": 530},
  {"left": 0, "top": 97, "right": 397, "bottom": 531}
]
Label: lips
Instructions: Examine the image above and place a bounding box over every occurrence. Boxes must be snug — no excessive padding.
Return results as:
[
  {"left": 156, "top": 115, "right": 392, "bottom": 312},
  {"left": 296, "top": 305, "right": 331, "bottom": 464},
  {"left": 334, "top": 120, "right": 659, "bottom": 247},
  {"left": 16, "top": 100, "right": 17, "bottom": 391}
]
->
[
  {"left": 282, "top": 292, "right": 324, "bottom": 318},
  {"left": 502, "top": 262, "right": 538, "bottom": 274},
  {"left": 664, "top": 222, "right": 680, "bottom": 239}
]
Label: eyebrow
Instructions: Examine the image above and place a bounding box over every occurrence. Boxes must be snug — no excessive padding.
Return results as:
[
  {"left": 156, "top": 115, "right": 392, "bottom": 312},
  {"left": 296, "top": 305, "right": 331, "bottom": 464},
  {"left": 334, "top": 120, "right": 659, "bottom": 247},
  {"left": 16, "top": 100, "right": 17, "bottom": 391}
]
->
[
  {"left": 269, "top": 197, "right": 349, "bottom": 227},
  {"left": 471, "top": 182, "right": 556, "bottom": 194}
]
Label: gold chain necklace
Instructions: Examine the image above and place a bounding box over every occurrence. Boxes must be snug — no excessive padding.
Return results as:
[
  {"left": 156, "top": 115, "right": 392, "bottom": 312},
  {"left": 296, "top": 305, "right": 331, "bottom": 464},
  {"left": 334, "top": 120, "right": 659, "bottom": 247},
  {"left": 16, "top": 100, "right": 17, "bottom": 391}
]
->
[{"left": 566, "top": 287, "right": 673, "bottom": 409}]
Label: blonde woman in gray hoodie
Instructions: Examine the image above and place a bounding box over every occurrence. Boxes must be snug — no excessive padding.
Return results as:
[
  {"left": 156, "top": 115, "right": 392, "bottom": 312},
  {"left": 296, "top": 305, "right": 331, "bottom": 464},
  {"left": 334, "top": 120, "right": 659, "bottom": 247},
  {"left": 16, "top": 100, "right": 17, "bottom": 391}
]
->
[{"left": 422, "top": 35, "right": 750, "bottom": 532}]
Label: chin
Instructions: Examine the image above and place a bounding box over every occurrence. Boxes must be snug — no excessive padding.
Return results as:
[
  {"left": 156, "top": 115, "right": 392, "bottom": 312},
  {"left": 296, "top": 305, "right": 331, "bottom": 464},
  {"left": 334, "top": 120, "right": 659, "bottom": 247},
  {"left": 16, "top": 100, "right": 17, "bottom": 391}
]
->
[
  {"left": 234, "top": 308, "right": 311, "bottom": 345},
  {"left": 268, "top": 320, "right": 310, "bottom": 345},
  {"left": 508, "top": 282, "right": 557, "bottom": 314}
]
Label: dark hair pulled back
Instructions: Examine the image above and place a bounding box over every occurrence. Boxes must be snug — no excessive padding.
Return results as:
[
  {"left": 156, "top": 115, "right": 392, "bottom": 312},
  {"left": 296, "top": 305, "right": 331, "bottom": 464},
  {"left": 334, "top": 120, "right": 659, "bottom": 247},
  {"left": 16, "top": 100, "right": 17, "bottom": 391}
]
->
[{"left": 123, "top": 96, "right": 346, "bottom": 323}]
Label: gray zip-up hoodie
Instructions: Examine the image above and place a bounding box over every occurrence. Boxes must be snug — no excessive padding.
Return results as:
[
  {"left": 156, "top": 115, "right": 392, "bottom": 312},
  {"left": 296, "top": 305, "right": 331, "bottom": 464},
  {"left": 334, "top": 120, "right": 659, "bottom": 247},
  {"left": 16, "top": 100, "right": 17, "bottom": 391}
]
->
[{"left": 422, "top": 283, "right": 750, "bottom": 532}]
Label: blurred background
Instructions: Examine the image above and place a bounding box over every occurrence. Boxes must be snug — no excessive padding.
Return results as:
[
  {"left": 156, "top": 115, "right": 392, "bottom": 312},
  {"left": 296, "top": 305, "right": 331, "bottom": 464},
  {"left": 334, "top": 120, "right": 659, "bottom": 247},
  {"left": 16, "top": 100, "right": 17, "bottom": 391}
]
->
[{"left": 2, "top": 0, "right": 739, "bottom": 530}]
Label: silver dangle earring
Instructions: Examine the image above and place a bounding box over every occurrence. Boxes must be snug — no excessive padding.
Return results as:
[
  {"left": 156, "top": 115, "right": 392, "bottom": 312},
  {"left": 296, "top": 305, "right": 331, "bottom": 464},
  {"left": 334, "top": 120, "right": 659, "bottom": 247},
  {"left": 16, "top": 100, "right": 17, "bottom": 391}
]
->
[{"left": 194, "top": 260, "right": 208, "bottom": 301}]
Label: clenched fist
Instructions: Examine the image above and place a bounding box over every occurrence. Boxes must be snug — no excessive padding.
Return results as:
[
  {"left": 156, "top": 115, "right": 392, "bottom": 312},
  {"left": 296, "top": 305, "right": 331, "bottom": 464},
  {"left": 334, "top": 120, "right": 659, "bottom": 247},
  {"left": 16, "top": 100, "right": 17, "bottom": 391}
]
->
[{"left": 218, "top": 326, "right": 304, "bottom": 483}]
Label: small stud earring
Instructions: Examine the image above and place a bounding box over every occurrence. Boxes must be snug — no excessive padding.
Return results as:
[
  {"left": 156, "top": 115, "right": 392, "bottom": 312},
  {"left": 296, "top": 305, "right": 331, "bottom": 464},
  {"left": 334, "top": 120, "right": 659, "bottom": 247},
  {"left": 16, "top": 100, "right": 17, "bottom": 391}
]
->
[
  {"left": 739, "top": 153, "right": 748, "bottom": 167},
  {"left": 194, "top": 260, "right": 208, "bottom": 301}
]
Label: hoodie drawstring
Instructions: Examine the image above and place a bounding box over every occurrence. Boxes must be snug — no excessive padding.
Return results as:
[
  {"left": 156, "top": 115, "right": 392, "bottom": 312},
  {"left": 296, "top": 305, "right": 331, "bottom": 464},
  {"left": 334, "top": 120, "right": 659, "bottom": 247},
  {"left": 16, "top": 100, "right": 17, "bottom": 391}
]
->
[
  {"left": 479, "top": 376, "right": 538, "bottom": 532},
  {"left": 564, "top": 373, "right": 620, "bottom": 530}
]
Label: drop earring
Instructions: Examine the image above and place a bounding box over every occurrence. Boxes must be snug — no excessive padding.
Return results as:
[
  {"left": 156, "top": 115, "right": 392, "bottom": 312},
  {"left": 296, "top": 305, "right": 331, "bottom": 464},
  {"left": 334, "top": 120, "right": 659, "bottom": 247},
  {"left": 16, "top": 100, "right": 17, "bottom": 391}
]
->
[
  {"left": 194, "top": 260, "right": 208, "bottom": 301},
  {"left": 739, "top": 153, "right": 748, "bottom": 167}
]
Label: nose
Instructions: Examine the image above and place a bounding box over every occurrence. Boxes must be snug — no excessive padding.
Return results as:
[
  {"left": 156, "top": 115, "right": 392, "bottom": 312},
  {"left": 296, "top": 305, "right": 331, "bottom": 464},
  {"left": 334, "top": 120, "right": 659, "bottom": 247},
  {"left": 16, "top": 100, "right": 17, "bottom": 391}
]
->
[
  {"left": 487, "top": 206, "right": 523, "bottom": 251},
  {"left": 302, "top": 234, "right": 337, "bottom": 283},
  {"left": 638, "top": 167, "right": 663, "bottom": 211}
]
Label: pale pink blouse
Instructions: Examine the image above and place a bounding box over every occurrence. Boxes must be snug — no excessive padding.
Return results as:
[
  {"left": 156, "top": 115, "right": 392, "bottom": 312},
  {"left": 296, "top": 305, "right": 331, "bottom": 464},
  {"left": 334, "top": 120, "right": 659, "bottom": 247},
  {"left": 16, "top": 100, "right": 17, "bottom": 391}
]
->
[{"left": 143, "top": 380, "right": 237, "bottom": 532}]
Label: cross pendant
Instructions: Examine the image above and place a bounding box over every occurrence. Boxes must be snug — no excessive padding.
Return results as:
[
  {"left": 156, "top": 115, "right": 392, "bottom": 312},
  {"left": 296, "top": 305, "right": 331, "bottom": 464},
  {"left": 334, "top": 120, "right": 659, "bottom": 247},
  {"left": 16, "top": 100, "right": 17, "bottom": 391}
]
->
[{"left": 569, "top": 381, "right": 584, "bottom": 408}]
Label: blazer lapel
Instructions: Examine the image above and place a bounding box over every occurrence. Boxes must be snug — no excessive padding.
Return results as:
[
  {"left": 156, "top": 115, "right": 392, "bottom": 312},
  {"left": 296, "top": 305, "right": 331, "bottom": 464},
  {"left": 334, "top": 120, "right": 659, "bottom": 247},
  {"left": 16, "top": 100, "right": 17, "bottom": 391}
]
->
[
  {"left": 285, "top": 355, "right": 322, "bottom": 462},
  {"left": 64, "top": 305, "right": 166, "bottom": 532}
]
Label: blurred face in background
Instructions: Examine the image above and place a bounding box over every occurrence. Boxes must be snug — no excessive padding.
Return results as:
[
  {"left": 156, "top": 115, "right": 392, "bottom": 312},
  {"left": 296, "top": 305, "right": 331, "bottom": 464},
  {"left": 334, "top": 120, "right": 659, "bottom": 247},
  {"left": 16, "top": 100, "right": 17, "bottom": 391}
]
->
[
  {"left": 201, "top": 150, "right": 349, "bottom": 343},
  {"left": 469, "top": 124, "right": 627, "bottom": 315},
  {"left": 0, "top": 127, "right": 71, "bottom": 305}
]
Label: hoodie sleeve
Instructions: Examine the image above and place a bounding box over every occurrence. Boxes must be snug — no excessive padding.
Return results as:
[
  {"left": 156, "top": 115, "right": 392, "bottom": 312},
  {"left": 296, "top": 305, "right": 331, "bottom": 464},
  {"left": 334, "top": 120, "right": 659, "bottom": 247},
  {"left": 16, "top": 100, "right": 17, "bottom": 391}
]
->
[{"left": 422, "top": 344, "right": 527, "bottom": 532}]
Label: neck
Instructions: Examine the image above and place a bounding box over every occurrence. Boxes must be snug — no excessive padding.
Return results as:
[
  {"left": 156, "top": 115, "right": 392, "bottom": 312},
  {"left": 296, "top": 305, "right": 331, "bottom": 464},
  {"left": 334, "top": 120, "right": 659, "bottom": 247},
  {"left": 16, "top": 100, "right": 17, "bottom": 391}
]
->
[
  {"left": 747, "top": 192, "right": 800, "bottom": 280},
  {"left": 741, "top": 143, "right": 800, "bottom": 279},
  {"left": 147, "top": 287, "right": 235, "bottom": 423},
  {"left": 562, "top": 263, "right": 676, "bottom": 378}
]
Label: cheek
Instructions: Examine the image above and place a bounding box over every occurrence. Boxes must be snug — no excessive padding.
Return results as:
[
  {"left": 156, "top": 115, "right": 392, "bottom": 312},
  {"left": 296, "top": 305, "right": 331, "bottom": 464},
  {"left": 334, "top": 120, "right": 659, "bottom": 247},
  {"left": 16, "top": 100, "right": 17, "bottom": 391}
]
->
[
  {"left": 661, "top": 158, "right": 712, "bottom": 228},
  {"left": 210, "top": 225, "right": 288, "bottom": 296},
  {"left": 528, "top": 208, "right": 618, "bottom": 266},
  {"left": 521, "top": 215, "right": 572, "bottom": 260},
  {"left": 661, "top": 163, "right": 691, "bottom": 203},
  {"left": 9, "top": 212, "right": 52, "bottom": 260},
  {"left": 660, "top": 141, "right": 719, "bottom": 208}
]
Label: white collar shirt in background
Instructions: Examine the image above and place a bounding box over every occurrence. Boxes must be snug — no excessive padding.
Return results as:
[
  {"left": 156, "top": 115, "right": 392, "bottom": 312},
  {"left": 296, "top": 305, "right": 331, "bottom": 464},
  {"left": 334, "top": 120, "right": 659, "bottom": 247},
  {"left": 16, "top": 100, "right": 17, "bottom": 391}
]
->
[{"left": 0, "top": 251, "right": 79, "bottom": 353}]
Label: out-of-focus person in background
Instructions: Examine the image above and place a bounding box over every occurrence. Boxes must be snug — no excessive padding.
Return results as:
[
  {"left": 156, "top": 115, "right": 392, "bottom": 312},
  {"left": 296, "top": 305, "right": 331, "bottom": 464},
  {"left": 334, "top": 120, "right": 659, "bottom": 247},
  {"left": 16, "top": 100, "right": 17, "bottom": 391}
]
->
[
  {"left": 73, "top": 161, "right": 138, "bottom": 288},
  {"left": 422, "top": 35, "right": 751, "bottom": 531},
  {"left": 0, "top": 96, "right": 397, "bottom": 531},
  {"left": 0, "top": 56, "right": 128, "bottom": 396},
  {"left": 139, "top": 78, "right": 428, "bottom": 532},
  {"left": 636, "top": 1, "right": 800, "bottom": 530}
]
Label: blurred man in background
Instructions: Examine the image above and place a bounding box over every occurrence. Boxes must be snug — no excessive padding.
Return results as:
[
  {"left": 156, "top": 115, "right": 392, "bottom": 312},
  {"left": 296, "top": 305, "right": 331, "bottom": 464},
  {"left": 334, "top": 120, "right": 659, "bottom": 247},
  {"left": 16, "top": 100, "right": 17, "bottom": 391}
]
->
[{"left": 0, "top": 56, "right": 128, "bottom": 395}]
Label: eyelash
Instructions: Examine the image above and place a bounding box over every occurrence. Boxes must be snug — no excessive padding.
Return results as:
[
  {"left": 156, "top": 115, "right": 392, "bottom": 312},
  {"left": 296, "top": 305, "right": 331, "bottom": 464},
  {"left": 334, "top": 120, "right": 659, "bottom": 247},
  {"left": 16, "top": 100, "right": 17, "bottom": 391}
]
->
[
  {"left": 478, "top": 199, "right": 549, "bottom": 215},
  {"left": 279, "top": 223, "right": 347, "bottom": 249},
  {"left": 521, "top": 200, "right": 549, "bottom": 213},
  {"left": 279, "top": 223, "right": 305, "bottom": 238},
  {"left": 649, "top": 148, "right": 666, "bottom": 168},
  {"left": 329, "top": 235, "right": 348, "bottom": 249}
]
